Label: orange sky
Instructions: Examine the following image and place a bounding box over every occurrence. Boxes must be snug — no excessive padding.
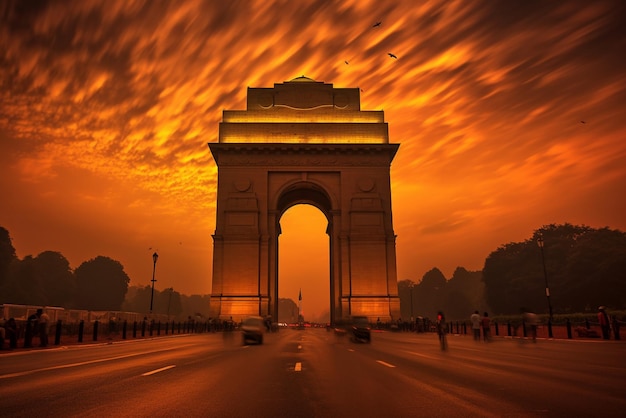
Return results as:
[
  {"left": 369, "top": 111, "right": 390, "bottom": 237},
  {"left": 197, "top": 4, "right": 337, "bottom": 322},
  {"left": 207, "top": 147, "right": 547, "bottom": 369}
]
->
[{"left": 1, "top": 1, "right": 625, "bottom": 320}]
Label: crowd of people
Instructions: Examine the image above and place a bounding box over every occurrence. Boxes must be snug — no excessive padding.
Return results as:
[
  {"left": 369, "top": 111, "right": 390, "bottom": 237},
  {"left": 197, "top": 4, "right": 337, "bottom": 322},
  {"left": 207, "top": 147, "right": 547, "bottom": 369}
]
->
[{"left": 0, "top": 308, "right": 49, "bottom": 350}]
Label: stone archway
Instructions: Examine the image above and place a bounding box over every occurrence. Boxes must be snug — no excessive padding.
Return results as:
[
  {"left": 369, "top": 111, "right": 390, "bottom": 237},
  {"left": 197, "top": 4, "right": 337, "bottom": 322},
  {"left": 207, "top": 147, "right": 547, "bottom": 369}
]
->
[{"left": 208, "top": 77, "right": 401, "bottom": 324}]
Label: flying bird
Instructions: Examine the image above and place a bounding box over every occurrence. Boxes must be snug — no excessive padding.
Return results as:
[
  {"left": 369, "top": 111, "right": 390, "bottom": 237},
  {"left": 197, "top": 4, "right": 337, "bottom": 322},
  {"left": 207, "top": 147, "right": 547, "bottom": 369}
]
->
[
  {"left": 580, "top": 120, "right": 586, "bottom": 124},
  {"left": 373, "top": 21, "right": 382, "bottom": 27},
  {"left": 388, "top": 53, "right": 398, "bottom": 59},
  {"left": 345, "top": 60, "right": 349, "bottom": 65}
]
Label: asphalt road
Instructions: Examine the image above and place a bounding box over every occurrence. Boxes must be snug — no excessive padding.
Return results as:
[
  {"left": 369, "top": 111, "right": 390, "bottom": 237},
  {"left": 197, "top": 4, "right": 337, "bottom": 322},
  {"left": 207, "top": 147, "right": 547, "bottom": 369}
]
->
[{"left": 1, "top": 329, "right": 624, "bottom": 417}]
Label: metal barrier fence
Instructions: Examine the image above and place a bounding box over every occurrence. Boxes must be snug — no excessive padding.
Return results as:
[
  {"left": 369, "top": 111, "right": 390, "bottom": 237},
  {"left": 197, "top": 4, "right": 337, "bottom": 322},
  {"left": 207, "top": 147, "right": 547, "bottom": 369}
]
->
[
  {"left": 2, "top": 319, "right": 217, "bottom": 349},
  {"left": 440, "top": 318, "right": 622, "bottom": 340}
]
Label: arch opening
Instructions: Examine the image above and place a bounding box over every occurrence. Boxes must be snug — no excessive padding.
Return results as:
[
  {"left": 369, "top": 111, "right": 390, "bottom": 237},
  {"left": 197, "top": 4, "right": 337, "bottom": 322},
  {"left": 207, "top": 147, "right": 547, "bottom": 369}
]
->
[{"left": 277, "top": 203, "right": 330, "bottom": 324}]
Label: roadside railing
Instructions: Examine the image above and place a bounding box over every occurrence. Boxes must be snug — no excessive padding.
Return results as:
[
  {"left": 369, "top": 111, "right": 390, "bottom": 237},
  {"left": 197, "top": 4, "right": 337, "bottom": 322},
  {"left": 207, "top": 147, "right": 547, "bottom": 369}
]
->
[
  {"left": 3, "top": 319, "right": 218, "bottom": 350},
  {"left": 439, "top": 318, "right": 622, "bottom": 340}
]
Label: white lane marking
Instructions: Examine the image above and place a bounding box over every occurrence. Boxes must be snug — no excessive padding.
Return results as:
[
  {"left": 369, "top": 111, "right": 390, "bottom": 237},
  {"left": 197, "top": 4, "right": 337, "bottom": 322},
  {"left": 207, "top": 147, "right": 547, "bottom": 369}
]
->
[
  {"left": 142, "top": 365, "right": 176, "bottom": 376},
  {"left": 294, "top": 362, "right": 302, "bottom": 372},
  {"left": 376, "top": 360, "right": 396, "bottom": 368},
  {"left": 0, "top": 349, "right": 173, "bottom": 380},
  {"left": 405, "top": 350, "right": 441, "bottom": 361}
]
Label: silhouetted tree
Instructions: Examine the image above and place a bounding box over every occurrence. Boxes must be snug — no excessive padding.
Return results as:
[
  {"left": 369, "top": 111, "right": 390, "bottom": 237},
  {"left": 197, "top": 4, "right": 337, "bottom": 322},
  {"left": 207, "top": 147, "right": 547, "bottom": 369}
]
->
[
  {"left": 121, "top": 285, "right": 152, "bottom": 314},
  {"left": 278, "top": 298, "right": 299, "bottom": 323},
  {"left": 0, "top": 255, "right": 45, "bottom": 305},
  {"left": 33, "top": 251, "right": 76, "bottom": 307},
  {"left": 414, "top": 268, "right": 447, "bottom": 319},
  {"left": 75, "top": 256, "right": 129, "bottom": 310},
  {"left": 445, "top": 267, "right": 486, "bottom": 319},
  {"left": 483, "top": 224, "right": 626, "bottom": 315},
  {"left": 155, "top": 287, "right": 183, "bottom": 317},
  {"left": 180, "top": 294, "right": 211, "bottom": 319},
  {"left": 0, "top": 226, "right": 18, "bottom": 290},
  {"left": 397, "top": 279, "right": 418, "bottom": 320}
]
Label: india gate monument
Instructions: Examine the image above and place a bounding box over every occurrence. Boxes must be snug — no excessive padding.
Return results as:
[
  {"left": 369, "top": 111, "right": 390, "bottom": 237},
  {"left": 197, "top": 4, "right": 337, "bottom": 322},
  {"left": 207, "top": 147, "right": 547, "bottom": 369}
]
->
[{"left": 208, "top": 76, "right": 401, "bottom": 324}]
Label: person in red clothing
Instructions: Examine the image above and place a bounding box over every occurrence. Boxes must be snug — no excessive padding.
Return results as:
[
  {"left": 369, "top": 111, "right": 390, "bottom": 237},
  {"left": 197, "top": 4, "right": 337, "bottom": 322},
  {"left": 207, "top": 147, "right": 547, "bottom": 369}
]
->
[
  {"left": 481, "top": 312, "right": 491, "bottom": 342},
  {"left": 598, "top": 306, "right": 611, "bottom": 340}
]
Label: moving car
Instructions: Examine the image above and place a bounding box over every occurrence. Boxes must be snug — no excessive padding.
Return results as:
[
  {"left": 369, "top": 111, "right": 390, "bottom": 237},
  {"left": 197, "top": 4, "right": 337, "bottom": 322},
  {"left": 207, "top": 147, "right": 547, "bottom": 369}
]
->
[
  {"left": 241, "top": 316, "right": 264, "bottom": 345},
  {"left": 350, "top": 316, "right": 371, "bottom": 343}
]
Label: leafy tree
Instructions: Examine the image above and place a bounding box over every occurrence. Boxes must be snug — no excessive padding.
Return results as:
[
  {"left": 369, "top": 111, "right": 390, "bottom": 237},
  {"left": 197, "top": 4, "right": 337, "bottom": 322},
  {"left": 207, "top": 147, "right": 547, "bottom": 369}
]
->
[
  {"left": 180, "top": 294, "right": 211, "bottom": 319},
  {"left": 483, "top": 224, "right": 626, "bottom": 315},
  {"left": 447, "top": 267, "right": 486, "bottom": 314},
  {"left": 155, "top": 287, "right": 183, "bottom": 317},
  {"left": 397, "top": 279, "right": 418, "bottom": 320},
  {"left": 33, "top": 251, "right": 76, "bottom": 307},
  {"left": 75, "top": 256, "right": 130, "bottom": 310},
  {"left": 121, "top": 285, "right": 153, "bottom": 314},
  {"left": 278, "top": 298, "right": 299, "bottom": 323},
  {"left": 0, "top": 226, "right": 18, "bottom": 289},
  {"left": 444, "top": 267, "right": 485, "bottom": 319},
  {"left": 413, "top": 267, "right": 447, "bottom": 319},
  {"left": 0, "top": 255, "right": 45, "bottom": 305}
]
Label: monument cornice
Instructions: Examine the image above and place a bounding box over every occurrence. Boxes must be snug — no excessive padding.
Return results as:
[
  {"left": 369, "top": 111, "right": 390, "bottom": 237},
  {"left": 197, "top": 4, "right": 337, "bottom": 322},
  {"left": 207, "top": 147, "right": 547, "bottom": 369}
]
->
[{"left": 209, "top": 142, "right": 399, "bottom": 166}]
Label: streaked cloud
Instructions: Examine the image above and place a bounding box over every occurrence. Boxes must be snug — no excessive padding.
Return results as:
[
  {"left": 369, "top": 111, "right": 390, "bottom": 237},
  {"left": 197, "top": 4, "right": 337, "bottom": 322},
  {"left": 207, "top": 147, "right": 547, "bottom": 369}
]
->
[{"left": 1, "top": 0, "right": 624, "bottom": 317}]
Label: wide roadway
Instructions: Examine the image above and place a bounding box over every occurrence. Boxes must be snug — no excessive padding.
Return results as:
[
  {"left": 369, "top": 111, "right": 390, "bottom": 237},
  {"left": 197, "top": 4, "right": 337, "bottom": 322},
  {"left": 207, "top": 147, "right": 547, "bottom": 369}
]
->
[{"left": 1, "top": 329, "right": 624, "bottom": 417}]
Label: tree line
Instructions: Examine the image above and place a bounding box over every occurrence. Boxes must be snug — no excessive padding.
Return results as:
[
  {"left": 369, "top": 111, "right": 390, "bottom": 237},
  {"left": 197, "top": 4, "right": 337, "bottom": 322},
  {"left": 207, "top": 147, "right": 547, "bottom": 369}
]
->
[
  {"left": 3, "top": 223, "right": 625, "bottom": 321},
  {"left": 0, "top": 226, "right": 210, "bottom": 319},
  {"left": 398, "top": 223, "right": 626, "bottom": 320}
]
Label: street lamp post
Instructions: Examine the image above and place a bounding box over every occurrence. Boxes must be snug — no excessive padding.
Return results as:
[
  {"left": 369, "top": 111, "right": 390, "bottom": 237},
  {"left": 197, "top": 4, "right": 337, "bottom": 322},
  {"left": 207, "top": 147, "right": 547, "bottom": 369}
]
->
[
  {"left": 150, "top": 252, "right": 158, "bottom": 314},
  {"left": 536, "top": 235, "right": 554, "bottom": 337}
]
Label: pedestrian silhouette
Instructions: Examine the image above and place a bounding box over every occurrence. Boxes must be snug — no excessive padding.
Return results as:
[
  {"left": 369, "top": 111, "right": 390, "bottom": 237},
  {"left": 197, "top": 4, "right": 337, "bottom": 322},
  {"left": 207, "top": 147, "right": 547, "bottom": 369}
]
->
[
  {"left": 436, "top": 311, "right": 448, "bottom": 351},
  {"left": 598, "top": 306, "right": 611, "bottom": 340},
  {"left": 470, "top": 310, "right": 481, "bottom": 341},
  {"left": 481, "top": 312, "right": 491, "bottom": 342}
]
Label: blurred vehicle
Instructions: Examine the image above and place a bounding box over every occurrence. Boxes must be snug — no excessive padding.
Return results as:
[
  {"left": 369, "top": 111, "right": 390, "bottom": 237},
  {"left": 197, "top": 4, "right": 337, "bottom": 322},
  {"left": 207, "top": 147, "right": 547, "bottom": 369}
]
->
[
  {"left": 332, "top": 316, "right": 371, "bottom": 342},
  {"left": 241, "top": 316, "right": 264, "bottom": 345},
  {"left": 350, "top": 316, "right": 371, "bottom": 343}
]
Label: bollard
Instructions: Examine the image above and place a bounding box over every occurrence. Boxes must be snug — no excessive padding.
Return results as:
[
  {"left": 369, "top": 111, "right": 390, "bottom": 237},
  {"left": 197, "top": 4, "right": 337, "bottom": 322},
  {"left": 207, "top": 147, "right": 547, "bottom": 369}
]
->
[
  {"left": 93, "top": 320, "right": 99, "bottom": 341},
  {"left": 585, "top": 318, "right": 590, "bottom": 329},
  {"left": 157, "top": 321, "right": 161, "bottom": 336},
  {"left": 141, "top": 320, "right": 146, "bottom": 337},
  {"left": 494, "top": 321, "right": 499, "bottom": 336},
  {"left": 55, "top": 320, "right": 62, "bottom": 345},
  {"left": 149, "top": 320, "right": 154, "bottom": 337},
  {"left": 522, "top": 319, "right": 527, "bottom": 337},
  {"left": 165, "top": 321, "right": 169, "bottom": 335},
  {"left": 78, "top": 320, "right": 84, "bottom": 342},
  {"left": 133, "top": 321, "right": 137, "bottom": 338},
  {"left": 178, "top": 322, "right": 181, "bottom": 334},
  {"left": 122, "top": 320, "right": 127, "bottom": 340},
  {"left": 463, "top": 322, "right": 467, "bottom": 335},
  {"left": 507, "top": 322, "right": 511, "bottom": 337},
  {"left": 566, "top": 318, "right": 572, "bottom": 339},
  {"left": 548, "top": 319, "right": 553, "bottom": 338}
]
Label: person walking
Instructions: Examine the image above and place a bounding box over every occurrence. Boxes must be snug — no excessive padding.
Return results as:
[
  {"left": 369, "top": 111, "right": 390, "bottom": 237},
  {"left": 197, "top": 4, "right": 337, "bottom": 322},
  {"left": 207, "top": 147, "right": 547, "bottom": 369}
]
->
[
  {"left": 436, "top": 311, "right": 448, "bottom": 351},
  {"left": 470, "top": 310, "right": 481, "bottom": 341},
  {"left": 598, "top": 306, "right": 611, "bottom": 340},
  {"left": 481, "top": 312, "right": 491, "bottom": 342}
]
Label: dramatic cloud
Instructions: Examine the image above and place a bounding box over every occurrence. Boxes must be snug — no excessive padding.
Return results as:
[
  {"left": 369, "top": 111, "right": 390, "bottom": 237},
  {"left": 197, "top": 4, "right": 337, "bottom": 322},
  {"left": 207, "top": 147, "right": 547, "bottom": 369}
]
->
[{"left": 1, "top": 0, "right": 625, "bottom": 318}]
